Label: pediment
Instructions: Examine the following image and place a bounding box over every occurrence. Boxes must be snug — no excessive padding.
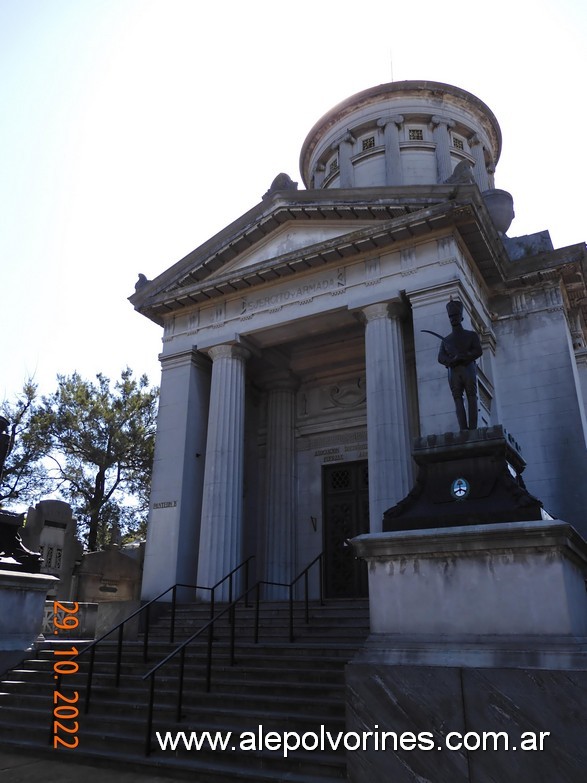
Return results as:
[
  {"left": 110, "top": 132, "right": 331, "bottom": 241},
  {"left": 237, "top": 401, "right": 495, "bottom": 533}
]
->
[
  {"left": 217, "top": 221, "right": 360, "bottom": 277},
  {"left": 130, "top": 185, "right": 507, "bottom": 324}
]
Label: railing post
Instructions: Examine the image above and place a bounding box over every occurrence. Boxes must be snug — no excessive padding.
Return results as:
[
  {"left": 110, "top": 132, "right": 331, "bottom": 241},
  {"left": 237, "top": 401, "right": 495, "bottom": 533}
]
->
[
  {"left": 289, "top": 584, "right": 294, "bottom": 643},
  {"left": 230, "top": 601, "right": 237, "bottom": 666},
  {"left": 245, "top": 558, "right": 250, "bottom": 607},
  {"left": 143, "top": 603, "right": 150, "bottom": 663},
  {"left": 319, "top": 554, "right": 325, "bottom": 606},
  {"left": 176, "top": 646, "right": 185, "bottom": 722},
  {"left": 145, "top": 674, "right": 155, "bottom": 756},
  {"left": 255, "top": 582, "right": 261, "bottom": 644},
  {"left": 206, "top": 622, "right": 214, "bottom": 692},
  {"left": 304, "top": 571, "right": 310, "bottom": 625},
  {"left": 170, "top": 584, "right": 177, "bottom": 644},
  {"left": 116, "top": 624, "right": 124, "bottom": 686},
  {"left": 84, "top": 645, "right": 95, "bottom": 714}
]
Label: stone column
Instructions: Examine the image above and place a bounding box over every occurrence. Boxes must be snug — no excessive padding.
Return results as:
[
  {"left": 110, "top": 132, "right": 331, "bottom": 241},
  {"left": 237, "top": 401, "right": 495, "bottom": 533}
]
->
[
  {"left": 263, "top": 372, "right": 299, "bottom": 598},
  {"left": 197, "top": 343, "right": 250, "bottom": 600},
  {"left": 141, "top": 349, "right": 211, "bottom": 600},
  {"left": 363, "top": 302, "right": 412, "bottom": 531},
  {"left": 377, "top": 115, "right": 404, "bottom": 186},
  {"left": 332, "top": 131, "right": 355, "bottom": 188},
  {"left": 313, "top": 163, "right": 326, "bottom": 189},
  {"left": 469, "top": 133, "right": 490, "bottom": 192},
  {"left": 430, "top": 116, "right": 455, "bottom": 182}
]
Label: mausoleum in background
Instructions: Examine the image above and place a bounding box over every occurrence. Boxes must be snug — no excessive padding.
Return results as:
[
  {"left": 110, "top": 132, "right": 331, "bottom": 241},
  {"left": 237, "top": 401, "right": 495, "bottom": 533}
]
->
[{"left": 130, "top": 80, "right": 587, "bottom": 601}]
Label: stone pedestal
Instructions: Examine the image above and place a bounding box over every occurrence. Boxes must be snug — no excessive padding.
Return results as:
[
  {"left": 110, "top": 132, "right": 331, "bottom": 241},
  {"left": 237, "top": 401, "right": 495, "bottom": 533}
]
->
[
  {"left": 352, "top": 519, "right": 587, "bottom": 668},
  {"left": 347, "top": 520, "right": 587, "bottom": 782},
  {"left": 383, "top": 426, "right": 543, "bottom": 531},
  {"left": 0, "top": 570, "right": 58, "bottom": 676}
]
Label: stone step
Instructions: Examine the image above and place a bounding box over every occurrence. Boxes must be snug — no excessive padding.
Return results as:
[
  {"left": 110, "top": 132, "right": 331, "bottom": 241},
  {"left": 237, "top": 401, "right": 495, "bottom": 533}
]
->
[
  {"left": 1, "top": 660, "right": 345, "bottom": 691},
  {"left": 0, "top": 740, "right": 347, "bottom": 783},
  {"left": 0, "top": 598, "right": 368, "bottom": 782},
  {"left": 0, "top": 705, "right": 348, "bottom": 776}
]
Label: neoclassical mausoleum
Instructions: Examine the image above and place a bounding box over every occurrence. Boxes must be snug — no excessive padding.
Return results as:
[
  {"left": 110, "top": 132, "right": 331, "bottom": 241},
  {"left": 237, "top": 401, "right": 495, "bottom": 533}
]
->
[{"left": 131, "top": 80, "right": 587, "bottom": 601}]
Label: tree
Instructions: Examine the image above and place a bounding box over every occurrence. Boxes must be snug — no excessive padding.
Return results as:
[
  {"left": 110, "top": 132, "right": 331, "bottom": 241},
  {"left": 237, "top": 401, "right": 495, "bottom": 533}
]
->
[
  {"left": 37, "top": 368, "right": 158, "bottom": 551},
  {"left": 0, "top": 379, "right": 50, "bottom": 507}
]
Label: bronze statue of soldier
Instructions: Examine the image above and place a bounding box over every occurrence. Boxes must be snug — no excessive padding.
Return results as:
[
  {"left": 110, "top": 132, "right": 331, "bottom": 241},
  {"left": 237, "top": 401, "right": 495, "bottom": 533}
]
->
[{"left": 437, "top": 299, "right": 482, "bottom": 430}]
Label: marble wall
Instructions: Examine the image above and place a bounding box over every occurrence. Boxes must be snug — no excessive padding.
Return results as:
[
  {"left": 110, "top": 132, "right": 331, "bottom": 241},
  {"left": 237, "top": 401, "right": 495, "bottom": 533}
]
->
[{"left": 346, "top": 663, "right": 587, "bottom": 783}]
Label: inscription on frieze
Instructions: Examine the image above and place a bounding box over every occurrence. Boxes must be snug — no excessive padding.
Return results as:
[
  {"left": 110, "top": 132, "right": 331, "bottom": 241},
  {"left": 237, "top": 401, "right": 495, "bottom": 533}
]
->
[{"left": 241, "top": 268, "right": 346, "bottom": 315}]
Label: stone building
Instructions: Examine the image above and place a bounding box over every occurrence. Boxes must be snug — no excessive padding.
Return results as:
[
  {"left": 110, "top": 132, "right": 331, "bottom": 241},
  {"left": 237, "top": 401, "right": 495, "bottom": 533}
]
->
[{"left": 130, "top": 80, "right": 587, "bottom": 601}]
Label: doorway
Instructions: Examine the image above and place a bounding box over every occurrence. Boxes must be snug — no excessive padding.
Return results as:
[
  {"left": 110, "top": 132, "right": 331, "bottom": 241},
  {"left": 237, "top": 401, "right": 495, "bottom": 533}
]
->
[{"left": 322, "top": 460, "right": 369, "bottom": 598}]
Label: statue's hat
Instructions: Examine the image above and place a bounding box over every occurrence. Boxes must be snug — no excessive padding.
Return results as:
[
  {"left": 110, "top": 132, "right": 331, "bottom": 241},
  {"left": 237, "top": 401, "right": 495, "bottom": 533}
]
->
[{"left": 446, "top": 299, "right": 463, "bottom": 316}]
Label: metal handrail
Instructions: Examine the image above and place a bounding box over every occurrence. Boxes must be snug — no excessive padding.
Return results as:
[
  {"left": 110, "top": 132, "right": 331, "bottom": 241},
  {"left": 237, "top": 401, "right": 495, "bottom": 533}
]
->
[
  {"left": 70, "top": 555, "right": 255, "bottom": 713},
  {"left": 141, "top": 552, "right": 324, "bottom": 755}
]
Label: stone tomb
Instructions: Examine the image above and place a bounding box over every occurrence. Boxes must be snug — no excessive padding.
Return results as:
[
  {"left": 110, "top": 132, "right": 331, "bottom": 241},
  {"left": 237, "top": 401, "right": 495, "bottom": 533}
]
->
[{"left": 21, "top": 500, "right": 82, "bottom": 601}]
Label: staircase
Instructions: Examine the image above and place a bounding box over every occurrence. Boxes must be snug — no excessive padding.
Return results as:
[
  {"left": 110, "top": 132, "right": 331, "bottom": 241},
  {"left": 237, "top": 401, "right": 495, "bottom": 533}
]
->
[{"left": 0, "top": 598, "right": 369, "bottom": 782}]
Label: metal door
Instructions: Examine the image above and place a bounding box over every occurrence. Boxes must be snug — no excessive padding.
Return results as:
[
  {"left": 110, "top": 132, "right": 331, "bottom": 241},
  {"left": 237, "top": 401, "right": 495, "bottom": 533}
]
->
[{"left": 322, "top": 460, "right": 369, "bottom": 598}]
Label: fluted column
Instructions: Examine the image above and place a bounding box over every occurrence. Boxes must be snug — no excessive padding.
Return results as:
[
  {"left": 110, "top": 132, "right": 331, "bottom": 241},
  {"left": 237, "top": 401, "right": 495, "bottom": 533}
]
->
[
  {"left": 197, "top": 343, "right": 250, "bottom": 599},
  {"left": 377, "top": 115, "right": 404, "bottom": 186},
  {"left": 363, "top": 302, "right": 412, "bottom": 531},
  {"left": 431, "top": 115, "right": 455, "bottom": 182},
  {"left": 469, "top": 134, "right": 490, "bottom": 192},
  {"left": 263, "top": 372, "right": 299, "bottom": 598}
]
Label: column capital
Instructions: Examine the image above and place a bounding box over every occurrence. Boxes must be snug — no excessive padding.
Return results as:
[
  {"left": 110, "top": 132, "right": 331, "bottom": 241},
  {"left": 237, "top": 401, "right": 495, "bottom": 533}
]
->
[
  {"left": 430, "top": 115, "right": 455, "bottom": 130},
  {"left": 361, "top": 300, "right": 408, "bottom": 323},
  {"left": 331, "top": 130, "right": 355, "bottom": 151},
  {"left": 159, "top": 348, "right": 212, "bottom": 372},
  {"left": 208, "top": 343, "right": 251, "bottom": 363},
  {"left": 377, "top": 114, "right": 404, "bottom": 129},
  {"left": 469, "top": 133, "right": 482, "bottom": 147}
]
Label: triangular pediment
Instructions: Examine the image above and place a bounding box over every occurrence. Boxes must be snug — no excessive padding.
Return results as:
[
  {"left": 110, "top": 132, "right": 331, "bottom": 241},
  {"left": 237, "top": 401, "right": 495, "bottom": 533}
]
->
[
  {"left": 217, "top": 221, "right": 361, "bottom": 277},
  {"left": 130, "top": 185, "right": 508, "bottom": 324}
]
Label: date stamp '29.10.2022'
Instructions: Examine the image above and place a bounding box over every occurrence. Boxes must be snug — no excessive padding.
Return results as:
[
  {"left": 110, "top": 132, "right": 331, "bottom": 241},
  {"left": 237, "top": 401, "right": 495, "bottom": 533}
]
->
[{"left": 51, "top": 601, "right": 80, "bottom": 749}]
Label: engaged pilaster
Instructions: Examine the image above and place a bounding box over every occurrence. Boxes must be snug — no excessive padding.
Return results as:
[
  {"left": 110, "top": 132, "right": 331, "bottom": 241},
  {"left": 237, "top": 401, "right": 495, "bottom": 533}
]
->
[
  {"left": 362, "top": 302, "right": 412, "bottom": 531},
  {"left": 141, "top": 349, "right": 211, "bottom": 600},
  {"left": 263, "top": 372, "right": 299, "bottom": 598},
  {"left": 197, "top": 343, "right": 250, "bottom": 600}
]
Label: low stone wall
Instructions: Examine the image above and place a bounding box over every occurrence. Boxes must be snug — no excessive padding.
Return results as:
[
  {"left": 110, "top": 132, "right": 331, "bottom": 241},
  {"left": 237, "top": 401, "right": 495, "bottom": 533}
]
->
[
  {"left": 0, "top": 570, "right": 58, "bottom": 676},
  {"left": 346, "top": 663, "right": 587, "bottom": 782}
]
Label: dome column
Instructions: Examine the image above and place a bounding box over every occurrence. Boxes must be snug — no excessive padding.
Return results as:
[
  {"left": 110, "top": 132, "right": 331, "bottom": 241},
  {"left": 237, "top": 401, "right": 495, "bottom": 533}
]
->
[
  {"left": 377, "top": 115, "right": 404, "bottom": 186},
  {"left": 469, "top": 133, "right": 491, "bottom": 191},
  {"left": 431, "top": 115, "right": 455, "bottom": 182},
  {"left": 332, "top": 131, "right": 355, "bottom": 188}
]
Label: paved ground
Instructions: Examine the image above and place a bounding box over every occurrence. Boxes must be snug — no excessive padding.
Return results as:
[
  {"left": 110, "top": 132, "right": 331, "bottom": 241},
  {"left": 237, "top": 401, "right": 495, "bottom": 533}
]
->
[{"left": 0, "top": 750, "right": 187, "bottom": 783}]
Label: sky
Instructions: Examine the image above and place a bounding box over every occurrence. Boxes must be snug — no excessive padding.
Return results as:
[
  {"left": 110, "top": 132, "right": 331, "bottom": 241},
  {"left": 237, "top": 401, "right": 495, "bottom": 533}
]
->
[{"left": 1, "top": 0, "right": 586, "bottom": 404}]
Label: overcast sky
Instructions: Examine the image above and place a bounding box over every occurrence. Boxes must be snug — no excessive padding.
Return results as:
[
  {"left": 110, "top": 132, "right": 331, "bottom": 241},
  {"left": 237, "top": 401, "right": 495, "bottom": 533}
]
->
[{"left": 2, "top": 0, "right": 586, "bottom": 403}]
